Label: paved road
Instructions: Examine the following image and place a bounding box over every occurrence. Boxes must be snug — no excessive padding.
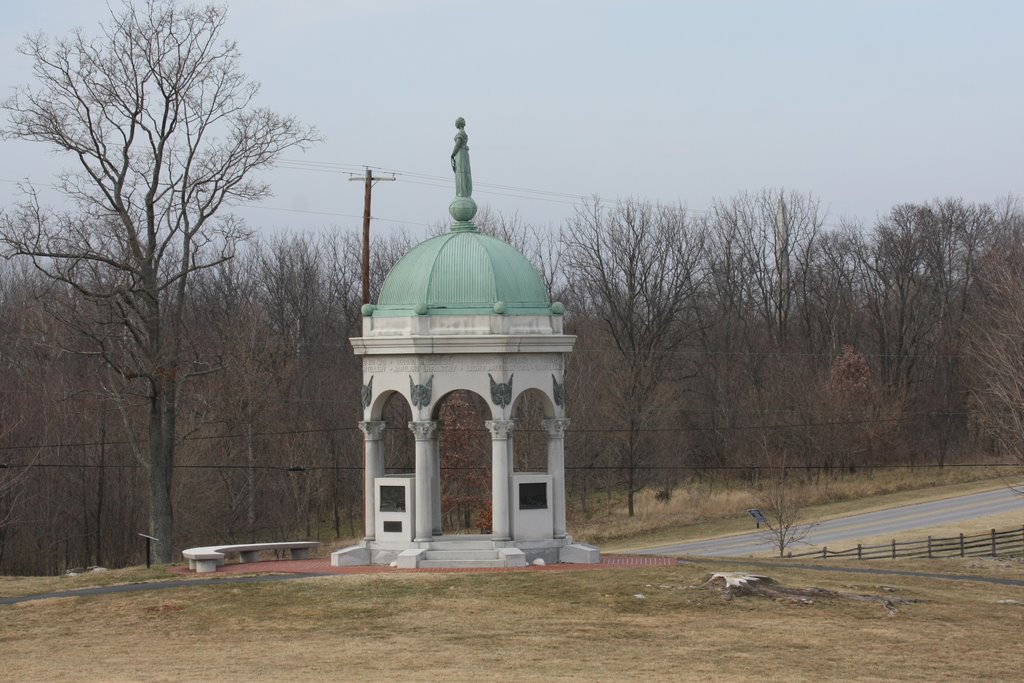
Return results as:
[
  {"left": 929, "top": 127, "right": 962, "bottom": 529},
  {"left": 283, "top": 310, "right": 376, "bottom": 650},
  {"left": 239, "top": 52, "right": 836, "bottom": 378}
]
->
[{"left": 633, "top": 485, "right": 1024, "bottom": 557}]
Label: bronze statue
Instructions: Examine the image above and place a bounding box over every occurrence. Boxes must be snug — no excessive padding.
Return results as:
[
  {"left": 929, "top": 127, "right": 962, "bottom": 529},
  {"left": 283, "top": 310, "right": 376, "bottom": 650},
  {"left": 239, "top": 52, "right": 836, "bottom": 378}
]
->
[{"left": 450, "top": 117, "right": 472, "bottom": 198}]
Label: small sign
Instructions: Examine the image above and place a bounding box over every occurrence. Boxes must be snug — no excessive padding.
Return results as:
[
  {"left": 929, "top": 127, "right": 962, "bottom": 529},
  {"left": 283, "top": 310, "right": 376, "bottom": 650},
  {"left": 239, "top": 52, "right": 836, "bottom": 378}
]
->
[
  {"left": 746, "top": 508, "right": 768, "bottom": 527},
  {"left": 137, "top": 533, "right": 159, "bottom": 568}
]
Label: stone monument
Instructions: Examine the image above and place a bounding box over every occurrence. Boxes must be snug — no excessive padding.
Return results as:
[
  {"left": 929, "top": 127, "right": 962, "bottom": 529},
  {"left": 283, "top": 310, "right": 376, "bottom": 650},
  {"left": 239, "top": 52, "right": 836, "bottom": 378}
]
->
[{"left": 332, "top": 119, "right": 599, "bottom": 568}]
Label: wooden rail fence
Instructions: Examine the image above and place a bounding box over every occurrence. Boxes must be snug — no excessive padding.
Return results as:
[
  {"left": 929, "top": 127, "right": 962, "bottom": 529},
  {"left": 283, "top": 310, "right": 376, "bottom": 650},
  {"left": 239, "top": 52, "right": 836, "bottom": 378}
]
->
[{"left": 787, "top": 525, "right": 1024, "bottom": 560}]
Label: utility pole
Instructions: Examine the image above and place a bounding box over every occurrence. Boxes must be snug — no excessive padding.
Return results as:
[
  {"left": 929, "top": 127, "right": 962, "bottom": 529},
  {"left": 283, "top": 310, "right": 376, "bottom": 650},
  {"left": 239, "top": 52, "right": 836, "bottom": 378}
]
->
[
  {"left": 349, "top": 168, "right": 394, "bottom": 537},
  {"left": 349, "top": 168, "right": 396, "bottom": 304}
]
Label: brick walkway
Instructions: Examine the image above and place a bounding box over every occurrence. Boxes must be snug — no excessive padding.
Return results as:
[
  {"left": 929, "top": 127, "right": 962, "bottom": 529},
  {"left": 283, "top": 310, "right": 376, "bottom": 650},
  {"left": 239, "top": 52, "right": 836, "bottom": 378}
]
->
[{"left": 168, "top": 553, "right": 677, "bottom": 577}]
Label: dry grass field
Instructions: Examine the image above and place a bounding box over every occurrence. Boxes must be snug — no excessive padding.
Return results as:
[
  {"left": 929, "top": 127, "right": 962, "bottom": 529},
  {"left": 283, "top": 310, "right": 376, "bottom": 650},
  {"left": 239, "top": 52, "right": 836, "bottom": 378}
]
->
[
  {"left": 3, "top": 473, "right": 1021, "bottom": 681},
  {"left": 2, "top": 558, "right": 1022, "bottom": 682}
]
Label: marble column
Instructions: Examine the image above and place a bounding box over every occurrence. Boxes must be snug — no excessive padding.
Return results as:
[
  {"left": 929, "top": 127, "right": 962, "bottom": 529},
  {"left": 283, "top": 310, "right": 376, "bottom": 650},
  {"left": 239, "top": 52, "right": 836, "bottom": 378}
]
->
[
  {"left": 409, "top": 420, "right": 438, "bottom": 543},
  {"left": 359, "top": 421, "right": 386, "bottom": 541},
  {"left": 485, "top": 419, "right": 515, "bottom": 541},
  {"left": 543, "top": 418, "right": 570, "bottom": 539},
  {"left": 506, "top": 424, "right": 516, "bottom": 519}
]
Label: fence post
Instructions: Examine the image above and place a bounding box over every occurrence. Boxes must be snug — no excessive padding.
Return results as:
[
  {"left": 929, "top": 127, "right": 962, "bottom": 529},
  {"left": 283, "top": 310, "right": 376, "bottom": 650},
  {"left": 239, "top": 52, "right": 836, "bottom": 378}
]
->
[
  {"left": 959, "top": 533, "right": 965, "bottom": 557},
  {"left": 822, "top": 546, "right": 827, "bottom": 559},
  {"left": 927, "top": 536, "right": 932, "bottom": 559},
  {"left": 857, "top": 543, "right": 862, "bottom": 560},
  {"left": 891, "top": 538, "right": 896, "bottom": 559},
  {"left": 991, "top": 528, "right": 997, "bottom": 557}
]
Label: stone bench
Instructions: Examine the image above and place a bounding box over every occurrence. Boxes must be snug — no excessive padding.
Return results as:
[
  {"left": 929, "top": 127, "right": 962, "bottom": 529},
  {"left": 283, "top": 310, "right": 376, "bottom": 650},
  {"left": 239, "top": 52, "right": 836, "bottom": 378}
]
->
[{"left": 182, "top": 541, "right": 320, "bottom": 573}]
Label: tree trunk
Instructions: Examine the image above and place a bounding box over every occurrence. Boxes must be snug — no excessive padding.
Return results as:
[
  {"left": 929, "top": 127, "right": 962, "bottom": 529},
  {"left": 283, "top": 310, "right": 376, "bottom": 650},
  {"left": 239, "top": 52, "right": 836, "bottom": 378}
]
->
[
  {"left": 95, "top": 421, "right": 106, "bottom": 567},
  {"left": 148, "top": 383, "right": 176, "bottom": 564},
  {"left": 245, "top": 422, "right": 256, "bottom": 542},
  {"left": 626, "top": 423, "right": 639, "bottom": 517},
  {"left": 331, "top": 438, "right": 341, "bottom": 538}
]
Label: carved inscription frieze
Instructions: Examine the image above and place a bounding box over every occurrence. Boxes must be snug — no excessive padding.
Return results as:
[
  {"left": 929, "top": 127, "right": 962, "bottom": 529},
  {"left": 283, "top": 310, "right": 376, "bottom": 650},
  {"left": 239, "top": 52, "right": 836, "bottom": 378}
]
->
[{"left": 364, "top": 354, "right": 562, "bottom": 374}]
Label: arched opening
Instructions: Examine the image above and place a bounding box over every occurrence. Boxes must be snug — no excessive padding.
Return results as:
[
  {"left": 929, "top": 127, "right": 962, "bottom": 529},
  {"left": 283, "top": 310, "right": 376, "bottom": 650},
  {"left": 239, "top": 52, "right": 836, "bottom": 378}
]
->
[
  {"left": 434, "top": 389, "right": 491, "bottom": 533},
  {"left": 510, "top": 388, "right": 556, "bottom": 473},
  {"left": 377, "top": 391, "right": 413, "bottom": 473}
]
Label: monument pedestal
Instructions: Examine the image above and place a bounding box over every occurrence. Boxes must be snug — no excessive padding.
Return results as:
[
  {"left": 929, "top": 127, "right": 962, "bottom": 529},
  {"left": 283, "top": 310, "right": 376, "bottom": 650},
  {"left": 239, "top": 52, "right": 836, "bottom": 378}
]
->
[{"left": 330, "top": 535, "right": 599, "bottom": 569}]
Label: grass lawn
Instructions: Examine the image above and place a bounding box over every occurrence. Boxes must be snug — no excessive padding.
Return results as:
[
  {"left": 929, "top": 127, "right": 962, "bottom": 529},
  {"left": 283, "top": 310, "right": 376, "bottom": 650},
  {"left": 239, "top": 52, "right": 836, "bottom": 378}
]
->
[
  {"left": 3, "top": 471, "right": 1021, "bottom": 680},
  {"left": 2, "top": 559, "right": 1022, "bottom": 682},
  {"left": 0, "top": 566, "right": 187, "bottom": 600}
]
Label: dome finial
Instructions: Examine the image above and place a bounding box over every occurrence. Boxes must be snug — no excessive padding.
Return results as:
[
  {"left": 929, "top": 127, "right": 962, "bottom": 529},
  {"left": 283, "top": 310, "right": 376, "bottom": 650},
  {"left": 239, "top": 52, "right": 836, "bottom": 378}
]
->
[{"left": 449, "top": 117, "right": 478, "bottom": 231}]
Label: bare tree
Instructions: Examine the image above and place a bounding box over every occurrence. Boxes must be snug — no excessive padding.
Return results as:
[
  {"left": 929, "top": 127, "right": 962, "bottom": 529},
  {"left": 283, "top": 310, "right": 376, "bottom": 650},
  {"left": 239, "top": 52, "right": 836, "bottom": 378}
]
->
[
  {"left": 797, "top": 227, "right": 861, "bottom": 358},
  {"left": 854, "top": 206, "right": 939, "bottom": 391},
  {"left": 0, "top": 0, "right": 317, "bottom": 561},
  {"left": 755, "top": 452, "right": 816, "bottom": 557},
  {"left": 566, "top": 198, "right": 708, "bottom": 516},
  {"left": 705, "top": 189, "right": 823, "bottom": 348},
  {"left": 915, "top": 199, "right": 994, "bottom": 466},
  {"left": 968, "top": 206, "right": 1024, "bottom": 472},
  {"left": 0, "top": 414, "right": 32, "bottom": 535}
]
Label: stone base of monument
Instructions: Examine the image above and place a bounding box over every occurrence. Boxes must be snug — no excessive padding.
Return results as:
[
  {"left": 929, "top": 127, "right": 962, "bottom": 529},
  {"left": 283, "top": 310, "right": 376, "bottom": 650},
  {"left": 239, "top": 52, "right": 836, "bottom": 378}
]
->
[
  {"left": 330, "top": 535, "right": 600, "bottom": 569},
  {"left": 558, "top": 542, "right": 601, "bottom": 564},
  {"left": 330, "top": 545, "right": 371, "bottom": 567}
]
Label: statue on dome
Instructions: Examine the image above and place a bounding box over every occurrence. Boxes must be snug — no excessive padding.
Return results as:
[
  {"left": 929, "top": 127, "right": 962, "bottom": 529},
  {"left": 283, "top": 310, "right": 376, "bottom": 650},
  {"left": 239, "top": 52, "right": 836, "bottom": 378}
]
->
[{"left": 450, "top": 117, "right": 472, "bottom": 198}]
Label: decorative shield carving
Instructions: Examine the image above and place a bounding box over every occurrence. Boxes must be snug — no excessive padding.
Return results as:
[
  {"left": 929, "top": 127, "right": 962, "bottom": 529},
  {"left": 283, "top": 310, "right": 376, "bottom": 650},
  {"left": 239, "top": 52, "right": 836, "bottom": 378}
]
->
[
  {"left": 361, "top": 375, "right": 373, "bottom": 410},
  {"left": 488, "top": 373, "right": 513, "bottom": 408},
  {"left": 410, "top": 375, "right": 433, "bottom": 409},
  {"left": 552, "top": 374, "right": 566, "bottom": 408}
]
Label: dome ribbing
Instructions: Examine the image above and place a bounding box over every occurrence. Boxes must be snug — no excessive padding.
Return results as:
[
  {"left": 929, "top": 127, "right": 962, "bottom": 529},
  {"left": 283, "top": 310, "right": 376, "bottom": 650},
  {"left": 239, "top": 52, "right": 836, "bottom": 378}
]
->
[{"left": 373, "top": 230, "right": 552, "bottom": 317}]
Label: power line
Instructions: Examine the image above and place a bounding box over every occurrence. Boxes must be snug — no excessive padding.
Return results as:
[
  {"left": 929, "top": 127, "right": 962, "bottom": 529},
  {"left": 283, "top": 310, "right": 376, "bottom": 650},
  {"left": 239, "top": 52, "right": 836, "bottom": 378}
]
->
[
  {"left": 0, "top": 178, "right": 433, "bottom": 229},
  {"left": 280, "top": 159, "right": 592, "bottom": 202},
  {"left": 0, "top": 331, "right": 982, "bottom": 361},
  {"left": 274, "top": 160, "right": 860, "bottom": 231},
  {"left": 0, "top": 412, "right": 968, "bottom": 454},
  {"left": 397, "top": 177, "right": 582, "bottom": 207},
  {"left": 0, "top": 461, "right": 1017, "bottom": 472},
  {"left": 234, "top": 201, "right": 430, "bottom": 227},
  {"left": 454, "top": 462, "right": 1022, "bottom": 471},
  {"left": 0, "top": 425, "right": 359, "bottom": 452},
  {"left": 0, "top": 383, "right": 965, "bottom": 420}
]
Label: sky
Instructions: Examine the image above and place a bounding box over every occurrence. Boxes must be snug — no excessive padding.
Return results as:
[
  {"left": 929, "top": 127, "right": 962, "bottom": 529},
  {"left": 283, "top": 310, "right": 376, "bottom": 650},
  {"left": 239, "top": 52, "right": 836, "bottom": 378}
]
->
[{"left": 1, "top": 0, "right": 1022, "bottom": 238}]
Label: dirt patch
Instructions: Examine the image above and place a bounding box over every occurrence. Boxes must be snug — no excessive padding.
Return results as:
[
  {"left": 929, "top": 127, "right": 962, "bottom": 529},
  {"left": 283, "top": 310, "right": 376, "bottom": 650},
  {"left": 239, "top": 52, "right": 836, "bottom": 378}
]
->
[
  {"left": 143, "top": 602, "right": 184, "bottom": 614},
  {"left": 699, "top": 572, "right": 924, "bottom": 616}
]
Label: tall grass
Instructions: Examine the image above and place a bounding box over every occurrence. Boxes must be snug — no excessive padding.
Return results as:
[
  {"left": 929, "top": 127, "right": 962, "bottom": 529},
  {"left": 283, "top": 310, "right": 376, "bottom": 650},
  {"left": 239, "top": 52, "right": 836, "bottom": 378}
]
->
[{"left": 569, "top": 465, "right": 1019, "bottom": 545}]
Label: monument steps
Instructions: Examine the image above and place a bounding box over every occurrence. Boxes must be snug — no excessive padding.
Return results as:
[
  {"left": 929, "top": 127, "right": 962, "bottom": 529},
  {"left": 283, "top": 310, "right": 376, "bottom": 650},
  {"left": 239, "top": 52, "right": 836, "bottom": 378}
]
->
[
  {"left": 418, "top": 558, "right": 507, "bottom": 569},
  {"left": 423, "top": 549, "right": 502, "bottom": 562},
  {"left": 426, "top": 538, "right": 496, "bottom": 551}
]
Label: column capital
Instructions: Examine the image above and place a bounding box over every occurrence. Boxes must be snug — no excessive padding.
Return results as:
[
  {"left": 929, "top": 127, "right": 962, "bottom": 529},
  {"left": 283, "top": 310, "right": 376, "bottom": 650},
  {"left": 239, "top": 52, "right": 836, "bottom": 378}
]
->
[
  {"left": 358, "top": 420, "right": 386, "bottom": 441},
  {"left": 484, "top": 419, "right": 515, "bottom": 440},
  {"left": 542, "top": 418, "right": 571, "bottom": 438},
  {"left": 407, "top": 420, "right": 439, "bottom": 441}
]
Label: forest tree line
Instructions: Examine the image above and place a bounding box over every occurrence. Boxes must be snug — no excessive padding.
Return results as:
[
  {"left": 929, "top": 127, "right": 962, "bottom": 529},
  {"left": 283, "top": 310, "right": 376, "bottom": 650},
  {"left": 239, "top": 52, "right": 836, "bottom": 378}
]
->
[{"left": 1, "top": 191, "right": 1023, "bottom": 574}]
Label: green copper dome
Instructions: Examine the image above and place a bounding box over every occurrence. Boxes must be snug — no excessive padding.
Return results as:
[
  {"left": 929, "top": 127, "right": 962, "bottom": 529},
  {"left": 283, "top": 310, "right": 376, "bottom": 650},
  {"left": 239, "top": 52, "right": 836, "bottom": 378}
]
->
[
  {"left": 366, "top": 119, "right": 562, "bottom": 319},
  {"left": 372, "top": 230, "right": 553, "bottom": 317}
]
